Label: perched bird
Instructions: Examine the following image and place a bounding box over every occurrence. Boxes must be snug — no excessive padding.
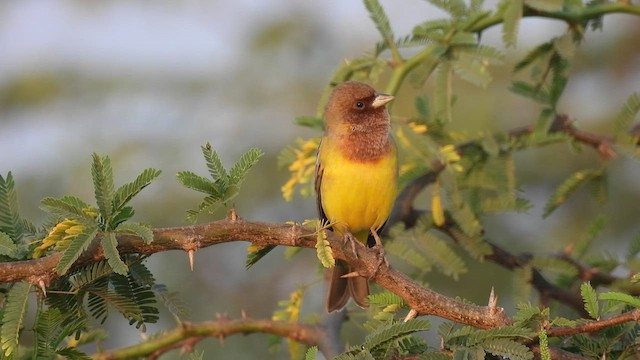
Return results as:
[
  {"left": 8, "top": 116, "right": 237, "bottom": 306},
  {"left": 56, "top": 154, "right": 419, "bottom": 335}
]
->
[{"left": 315, "top": 81, "right": 397, "bottom": 312}]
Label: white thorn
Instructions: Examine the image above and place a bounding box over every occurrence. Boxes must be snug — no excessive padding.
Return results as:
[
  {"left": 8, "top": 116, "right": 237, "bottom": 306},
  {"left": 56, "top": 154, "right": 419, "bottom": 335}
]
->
[
  {"left": 488, "top": 287, "right": 498, "bottom": 315},
  {"left": 403, "top": 309, "right": 418, "bottom": 322},
  {"left": 38, "top": 280, "right": 47, "bottom": 297},
  {"left": 188, "top": 250, "right": 195, "bottom": 271}
]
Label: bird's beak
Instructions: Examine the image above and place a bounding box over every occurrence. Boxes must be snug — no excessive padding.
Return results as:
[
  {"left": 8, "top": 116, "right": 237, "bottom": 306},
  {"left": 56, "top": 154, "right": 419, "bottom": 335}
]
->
[{"left": 372, "top": 93, "right": 394, "bottom": 108}]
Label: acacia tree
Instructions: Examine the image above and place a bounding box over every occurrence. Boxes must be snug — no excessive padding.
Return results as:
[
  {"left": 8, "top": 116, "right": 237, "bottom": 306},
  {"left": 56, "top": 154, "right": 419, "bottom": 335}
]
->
[{"left": 1, "top": 0, "right": 640, "bottom": 359}]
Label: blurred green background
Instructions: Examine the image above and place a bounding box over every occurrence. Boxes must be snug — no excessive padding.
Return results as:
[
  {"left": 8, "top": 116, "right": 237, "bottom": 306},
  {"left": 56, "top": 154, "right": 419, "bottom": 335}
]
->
[{"left": 1, "top": 0, "right": 639, "bottom": 358}]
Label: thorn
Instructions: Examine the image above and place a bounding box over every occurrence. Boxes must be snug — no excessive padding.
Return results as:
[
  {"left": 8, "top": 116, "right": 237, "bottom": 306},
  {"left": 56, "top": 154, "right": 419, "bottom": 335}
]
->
[
  {"left": 341, "top": 271, "right": 361, "bottom": 279},
  {"left": 488, "top": 287, "right": 498, "bottom": 315},
  {"left": 563, "top": 243, "right": 574, "bottom": 255},
  {"left": 228, "top": 207, "right": 240, "bottom": 222},
  {"left": 403, "top": 309, "right": 418, "bottom": 322},
  {"left": 38, "top": 280, "right": 47, "bottom": 297},
  {"left": 188, "top": 250, "right": 195, "bottom": 271}
]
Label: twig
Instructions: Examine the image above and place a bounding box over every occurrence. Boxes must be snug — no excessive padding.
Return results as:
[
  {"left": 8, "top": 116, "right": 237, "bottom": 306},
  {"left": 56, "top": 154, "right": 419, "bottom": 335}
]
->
[
  {"left": 91, "top": 318, "right": 328, "bottom": 360},
  {"left": 546, "top": 308, "right": 640, "bottom": 338}
]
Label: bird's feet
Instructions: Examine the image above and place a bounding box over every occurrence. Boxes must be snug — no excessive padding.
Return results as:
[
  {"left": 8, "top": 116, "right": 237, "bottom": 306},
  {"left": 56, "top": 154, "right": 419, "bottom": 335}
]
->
[
  {"left": 343, "top": 232, "right": 360, "bottom": 259},
  {"left": 369, "top": 228, "right": 389, "bottom": 279}
]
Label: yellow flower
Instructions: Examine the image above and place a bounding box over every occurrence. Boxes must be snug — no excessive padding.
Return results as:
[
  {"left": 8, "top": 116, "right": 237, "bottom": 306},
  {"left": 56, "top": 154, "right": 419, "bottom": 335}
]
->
[
  {"left": 408, "top": 121, "right": 428, "bottom": 134},
  {"left": 438, "top": 144, "right": 463, "bottom": 172},
  {"left": 281, "top": 137, "right": 320, "bottom": 201},
  {"left": 33, "top": 219, "right": 86, "bottom": 258}
]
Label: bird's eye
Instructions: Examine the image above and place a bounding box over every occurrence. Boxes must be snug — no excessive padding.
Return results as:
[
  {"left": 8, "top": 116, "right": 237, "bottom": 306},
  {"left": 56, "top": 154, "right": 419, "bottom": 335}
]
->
[{"left": 355, "top": 101, "right": 365, "bottom": 109}]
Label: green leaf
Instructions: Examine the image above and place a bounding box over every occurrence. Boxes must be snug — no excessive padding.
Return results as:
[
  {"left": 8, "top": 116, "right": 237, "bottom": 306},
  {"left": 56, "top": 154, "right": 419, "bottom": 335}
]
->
[
  {"left": 363, "top": 319, "right": 431, "bottom": 351},
  {"left": 525, "top": 0, "right": 562, "bottom": 12},
  {"left": 501, "top": 0, "right": 523, "bottom": 47},
  {"left": 543, "top": 169, "right": 602, "bottom": 217},
  {"left": 1, "top": 282, "right": 32, "bottom": 357},
  {"left": 415, "top": 95, "right": 430, "bottom": 119},
  {"left": 68, "top": 260, "right": 114, "bottom": 290},
  {"left": 434, "top": 62, "right": 453, "bottom": 123},
  {"left": 553, "top": 33, "right": 577, "bottom": 60},
  {"left": 512, "top": 303, "right": 542, "bottom": 326},
  {"left": 101, "top": 232, "right": 129, "bottom": 275},
  {"left": 229, "top": 148, "right": 264, "bottom": 186},
  {"left": 305, "top": 346, "right": 318, "bottom": 360},
  {"left": 367, "top": 292, "right": 406, "bottom": 308},
  {"left": 448, "top": 228, "right": 492, "bottom": 260},
  {"left": 41, "top": 196, "right": 93, "bottom": 220},
  {"left": 481, "top": 338, "right": 533, "bottom": 360},
  {"left": 202, "top": 143, "right": 229, "bottom": 185},
  {"left": 176, "top": 171, "right": 219, "bottom": 196},
  {"left": 450, "top": 32, "right": 477, "bottom": 46},
  {"left": 529, "top": 256, "right": 579, "bottom": 277},
  {"left": 0, "top": 231, "right": 17, "bottom": 258},
  {"left": 56, "top": 227, "right": 99, "bottom": 275},
  {"left": 294, "top": 116, "right": 324, "bottom": 130},
  {"left": 450, "top": 325, "right": 536, "bottom": 346},
  {"left": 55, "top": 347, "right": 91, "bottom": 360},
  {"left": 91, "top": 153, "right": 115, "bottom": 221},
  {"left": 509, "top": 81, "right": 549, "bottom": 103},
  {"left": 364, "top": 0, "right": 393, "bottom": 41},
  {"left": 115, "top": 222, "right": 154, "bottom": 244},
  {"left": 112, "top": 168, "right": 161, "bottom": 211},
  {"left": 514, "top": 42, "right": 553, "bottom": 72},
  {"left": 110, "top": 206, "right": 135, "bottom": 228},
  {"left": 599, "top": 292, "right": 640, "bottom": 308},
  {"left": 548, "top": 56, "right": 569, "bottom": 107},
  {"left": 0, "top": 172, "right": 23, "bottom": 243},
  {"left": 580, "top": 282, "right": 599, "bottom": 319},
  {"left": 246, "top": 245, "right": 277, "bottom": 269},
  {"left": 614, "top": 92, "right": 640, "bottom": 135},
  {"left": 427, "top": 0, "right": 467, "bottom": 18},
  {"left": 385, "top": 239, "right": 433, "bottom": 274},
  {"left": 35, "top": 308, "right": 88, "bottom": 358}
]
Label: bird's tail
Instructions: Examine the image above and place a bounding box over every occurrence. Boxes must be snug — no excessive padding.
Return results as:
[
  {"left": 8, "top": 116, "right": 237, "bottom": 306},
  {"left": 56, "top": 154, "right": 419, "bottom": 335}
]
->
[{"left": 326, "top": 259, "right": 370, "bottom": 312}]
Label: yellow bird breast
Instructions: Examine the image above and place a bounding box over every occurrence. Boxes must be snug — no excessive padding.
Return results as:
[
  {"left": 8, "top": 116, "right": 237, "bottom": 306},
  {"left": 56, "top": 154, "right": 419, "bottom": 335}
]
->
[{"left": 320, "top": 148, "right": 397, "bottom": 237}]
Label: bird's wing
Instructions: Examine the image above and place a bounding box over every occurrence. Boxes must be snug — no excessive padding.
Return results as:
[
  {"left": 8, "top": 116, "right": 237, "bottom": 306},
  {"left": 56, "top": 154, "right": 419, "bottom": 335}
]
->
[{"left": 314, "top": 138, "right": 330, "bottom": 227}]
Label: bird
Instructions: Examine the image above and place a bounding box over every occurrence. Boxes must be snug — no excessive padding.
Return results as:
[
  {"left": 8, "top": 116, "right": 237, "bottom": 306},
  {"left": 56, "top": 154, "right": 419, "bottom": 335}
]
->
[{"left": 315, "top": 81, "right": 397, "bottom": 312}]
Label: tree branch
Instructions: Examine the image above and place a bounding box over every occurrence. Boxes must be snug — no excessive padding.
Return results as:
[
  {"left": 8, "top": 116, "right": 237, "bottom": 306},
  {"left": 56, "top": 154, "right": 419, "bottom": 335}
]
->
[
  {"left": 0, "top": 217, "right": 511, "bottom": 329},
  {"left": 92, "top": 317, "right": 328, "bottom": 360},
  {"left": 546, "top": 308, "right": 640, "bottom": 338}
]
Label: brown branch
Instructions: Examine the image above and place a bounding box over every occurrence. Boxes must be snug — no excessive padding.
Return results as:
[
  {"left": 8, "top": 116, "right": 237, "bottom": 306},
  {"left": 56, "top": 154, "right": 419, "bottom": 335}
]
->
[
  {"left": 92, "top": 317, "right": 329, "bottom": 360},
  {"left": 0, "top": 217, "right": 511, "bottom": 329},
  {"left": 546, "top": 308, "right": 640, "bottom": 338}
]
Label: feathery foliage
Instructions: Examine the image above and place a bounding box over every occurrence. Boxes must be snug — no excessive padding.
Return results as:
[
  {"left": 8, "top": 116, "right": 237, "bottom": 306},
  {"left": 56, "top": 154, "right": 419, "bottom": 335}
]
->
[
  {"left": 580, "top": 282, "right": 599, "bottom": 319},
  {"left": 1, "top": 282, "right": 32, "bottom": 357},
  {"left": 177, "top": 143, "right": 264, "bottom": 223}
]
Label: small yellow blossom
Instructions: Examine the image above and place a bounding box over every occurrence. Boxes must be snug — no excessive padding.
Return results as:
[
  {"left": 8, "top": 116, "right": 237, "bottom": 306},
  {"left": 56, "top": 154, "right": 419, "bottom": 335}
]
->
[
  {"left": 438, "top": 144, "right": 464, "bottom": 172},
  {"left": 33, "top": 219, "right": 86, "bottom": 258},
  {"left": 431, "top": 181, "right": 445, "bottom": 226},
  {"left": 281, "top": 137, "right": 320, "bottom": 201},
  {"left": 408, "top": 121, "right": 428, "bottom": 134}
]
